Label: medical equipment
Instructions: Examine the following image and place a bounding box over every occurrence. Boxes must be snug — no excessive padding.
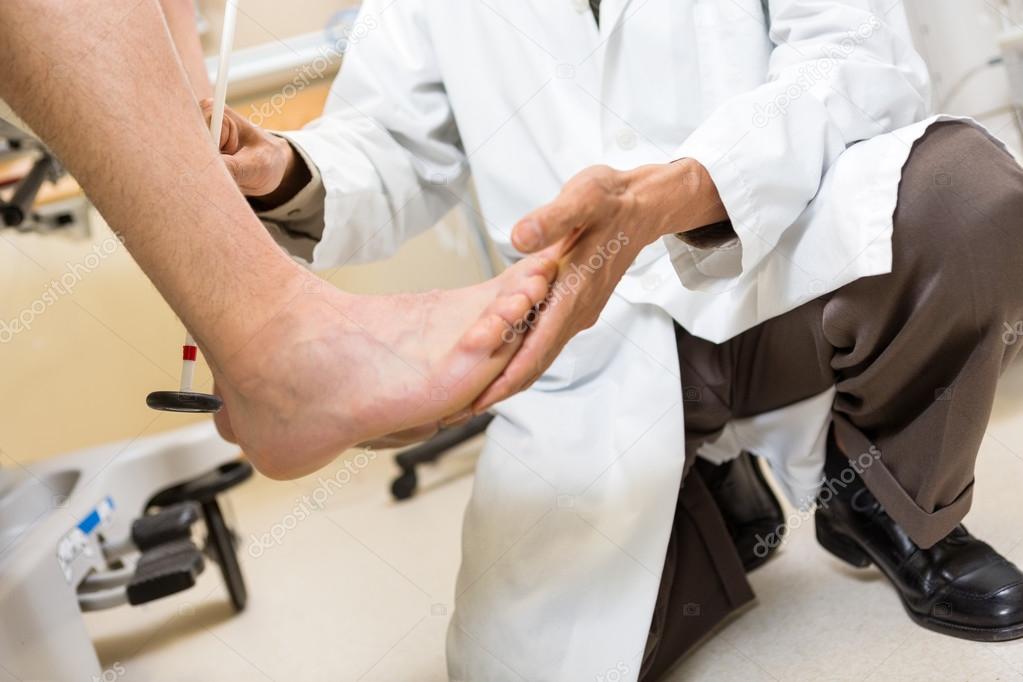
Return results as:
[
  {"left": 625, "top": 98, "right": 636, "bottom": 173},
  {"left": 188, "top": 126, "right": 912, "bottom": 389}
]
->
[
  {"left": 0, "top": 117, "right": 91, "bottom": 237},
  {"left": 147, "top": 0, "right": 241, "bottom": 414},
  {"left": 998, "top": 3, "right": 1023, "bottom": 108},
  {"left": 0, "top": 422, "right": 252, "bottom": 680},
  {"left": 390, "top": 413, "right": 494, "bottom": 500}
]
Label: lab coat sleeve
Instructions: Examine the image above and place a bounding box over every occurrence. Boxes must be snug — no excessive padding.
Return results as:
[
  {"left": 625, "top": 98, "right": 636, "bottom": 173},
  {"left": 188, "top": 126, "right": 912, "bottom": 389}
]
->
[
  {"left": 255, "top": 136, "right": 327, "bottom": 263},
  {"left": 666, "top": 0, "right": 931, "bottom": 292},
  {"left": 261, "top": 0, "right": 468, "bottom": 269}
]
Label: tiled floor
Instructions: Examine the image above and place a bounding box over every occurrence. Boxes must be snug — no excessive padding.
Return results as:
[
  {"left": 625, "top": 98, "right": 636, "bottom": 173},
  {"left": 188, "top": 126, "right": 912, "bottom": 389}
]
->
[{"left": 82, "top": 361, "right": 1023, "bottom": 681}]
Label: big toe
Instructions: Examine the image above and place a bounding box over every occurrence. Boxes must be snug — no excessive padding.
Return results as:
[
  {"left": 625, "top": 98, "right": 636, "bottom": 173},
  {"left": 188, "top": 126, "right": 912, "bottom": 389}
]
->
[
  {"left": 499, "top": 254, "right": 557, "bottom": 294},
  {"left": 458, "top": 309, "right": 519, "bottom": 357}
]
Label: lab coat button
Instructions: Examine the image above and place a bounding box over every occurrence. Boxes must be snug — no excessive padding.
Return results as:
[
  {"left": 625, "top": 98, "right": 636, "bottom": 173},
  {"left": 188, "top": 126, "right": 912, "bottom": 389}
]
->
[
  {"left": 642, "top": 271, "right": 666, "bottom": 291},
  {"left": 572, "top": 0, "right": 589, "bottom": 14}
]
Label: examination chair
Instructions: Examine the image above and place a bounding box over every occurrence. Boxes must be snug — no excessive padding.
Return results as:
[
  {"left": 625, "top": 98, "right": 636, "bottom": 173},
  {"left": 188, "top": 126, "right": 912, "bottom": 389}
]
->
[{"left": 0, "top": 423, "right": 252, "bottom": 680}]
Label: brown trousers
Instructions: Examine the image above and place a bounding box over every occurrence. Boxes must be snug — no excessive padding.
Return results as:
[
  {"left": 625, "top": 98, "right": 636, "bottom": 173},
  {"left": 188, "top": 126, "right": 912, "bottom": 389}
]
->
[{"left": 641, "top": 121, "right": 1023, "bottom": 680}]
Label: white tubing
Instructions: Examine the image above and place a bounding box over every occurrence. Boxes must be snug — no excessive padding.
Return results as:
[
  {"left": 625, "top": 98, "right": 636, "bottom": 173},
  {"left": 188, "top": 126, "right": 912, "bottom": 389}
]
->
[
  {"left": 178, "top": 0, "right": 239, "bottom": 393},
  {"left": 208, "top": 0, "right": 239, "bottom": 148},
  {"left": 180, "top": 331, "right": 198, "bottom": 392}
]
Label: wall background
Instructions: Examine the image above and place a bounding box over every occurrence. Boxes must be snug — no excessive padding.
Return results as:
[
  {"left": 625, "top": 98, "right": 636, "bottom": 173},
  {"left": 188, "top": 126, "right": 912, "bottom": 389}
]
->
[
  {"left": 904, "top": 0, "right": 1023, "bottom": 149},
  {"left": 197, "top": 0, "right": 357, "bottom": 51}
]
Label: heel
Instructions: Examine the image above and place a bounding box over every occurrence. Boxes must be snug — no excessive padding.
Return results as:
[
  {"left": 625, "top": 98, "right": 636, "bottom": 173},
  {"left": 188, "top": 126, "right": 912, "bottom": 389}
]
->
[{"left": 816, "top": 514, "right": 872, "bottom": 568}]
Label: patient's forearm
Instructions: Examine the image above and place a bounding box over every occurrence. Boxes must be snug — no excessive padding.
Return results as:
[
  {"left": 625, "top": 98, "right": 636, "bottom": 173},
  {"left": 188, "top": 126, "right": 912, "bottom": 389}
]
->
[{"left": 0, "top": 0, "right": 305, "bottom": 359}]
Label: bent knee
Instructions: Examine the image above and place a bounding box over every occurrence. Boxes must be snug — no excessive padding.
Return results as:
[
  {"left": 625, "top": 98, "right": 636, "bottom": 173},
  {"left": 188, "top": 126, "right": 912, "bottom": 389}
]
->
[
  {"left": 895, "top": 122, "right": 1023, "bottom": 265},
  {"left": 888, "top": 122, "right": 1023, "bottom": 320}
]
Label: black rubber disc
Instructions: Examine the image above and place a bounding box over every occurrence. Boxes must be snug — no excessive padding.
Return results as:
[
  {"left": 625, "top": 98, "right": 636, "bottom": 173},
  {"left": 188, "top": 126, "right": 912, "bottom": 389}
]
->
[{"left": 146, "top": 391, "right": 223, "bottom": 413}]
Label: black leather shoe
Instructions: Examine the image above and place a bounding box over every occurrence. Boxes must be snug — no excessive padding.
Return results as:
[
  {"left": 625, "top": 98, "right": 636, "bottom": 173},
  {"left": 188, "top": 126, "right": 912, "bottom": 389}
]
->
[
  {"left": 816, "top": 435, "right": 1023, "bottom": 642},
  {"left": 697, "top": 451, "right": 785, "bottom": 572}
]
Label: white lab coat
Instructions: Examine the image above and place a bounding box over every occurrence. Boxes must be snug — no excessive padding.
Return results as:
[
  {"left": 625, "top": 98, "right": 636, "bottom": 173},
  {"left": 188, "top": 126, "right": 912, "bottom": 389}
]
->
[{"left": 264, "top": 1, "right": 983, "bottom": 679}]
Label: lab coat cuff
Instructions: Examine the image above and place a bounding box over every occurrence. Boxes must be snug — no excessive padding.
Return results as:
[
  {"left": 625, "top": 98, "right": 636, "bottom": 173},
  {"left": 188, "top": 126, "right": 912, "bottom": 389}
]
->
[
  {"left": 252, "top": 133, "right": 327, "bottom": 263},
  {"left": 254, "top": 133, "right": 326, "bottom": 226},
  {"left": 673, "top": 220, "right": 738, "bottom": 249},
  {"left": 664, "top": 136, "right": 762, "bottom": 294}
]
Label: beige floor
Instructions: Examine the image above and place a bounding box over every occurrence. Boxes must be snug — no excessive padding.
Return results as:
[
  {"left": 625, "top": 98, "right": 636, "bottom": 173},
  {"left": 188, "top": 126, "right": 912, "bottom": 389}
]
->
[
  {"left": 5, "top": 210, "right": 1023, "bottom": 681},
  {"left": 73, "top": 362, "right": 1023, "bottom": 682}
]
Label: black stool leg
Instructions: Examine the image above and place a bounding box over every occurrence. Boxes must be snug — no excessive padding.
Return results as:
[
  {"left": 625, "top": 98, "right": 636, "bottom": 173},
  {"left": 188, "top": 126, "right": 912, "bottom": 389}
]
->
[
  {"left": 201, "top": 498, "right": 247, "bottom": 612},
  {"left": 391, "top": 413, "right": 494, "bottom": 500}
]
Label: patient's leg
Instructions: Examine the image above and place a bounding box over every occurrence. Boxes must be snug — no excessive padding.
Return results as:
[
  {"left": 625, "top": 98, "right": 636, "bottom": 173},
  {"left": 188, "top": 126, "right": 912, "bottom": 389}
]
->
[
  {"left": 159, "top": 0, "right": 214, "bottom": 100},
  {"left": 0, "top": 0, "right": 553, "bottom": 478}
]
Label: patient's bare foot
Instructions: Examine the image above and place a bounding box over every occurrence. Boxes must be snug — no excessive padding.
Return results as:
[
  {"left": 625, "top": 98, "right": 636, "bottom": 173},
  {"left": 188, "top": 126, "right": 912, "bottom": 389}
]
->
[{"left": 209, "top": 256, "right": 554, "bottom": 479}]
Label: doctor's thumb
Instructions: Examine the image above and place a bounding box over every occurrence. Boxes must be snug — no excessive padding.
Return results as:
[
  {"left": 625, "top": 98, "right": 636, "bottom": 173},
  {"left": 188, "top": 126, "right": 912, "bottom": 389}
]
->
[
  {"left": 199, "top": 98, "right": 240, "bottom": 153},
  {"left": 512, "top": 217, "right": 556, "bottom": 253}
]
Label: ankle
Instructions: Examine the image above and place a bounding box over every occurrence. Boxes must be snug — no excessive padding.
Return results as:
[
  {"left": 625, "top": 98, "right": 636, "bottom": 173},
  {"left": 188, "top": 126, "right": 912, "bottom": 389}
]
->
[{"left": 202, "top": 268, "right": 333, "bottom": 381}]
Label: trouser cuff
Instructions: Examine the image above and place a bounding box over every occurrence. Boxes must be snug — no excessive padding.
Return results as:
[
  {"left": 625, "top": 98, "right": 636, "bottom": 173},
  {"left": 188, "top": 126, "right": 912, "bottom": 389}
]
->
[{"left": 832, "top": 417, "right": 974, "bottom": 549}]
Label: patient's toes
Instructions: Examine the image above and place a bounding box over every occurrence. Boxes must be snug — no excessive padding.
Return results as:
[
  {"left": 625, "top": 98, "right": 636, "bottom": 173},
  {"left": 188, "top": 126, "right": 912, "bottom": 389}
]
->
[
  {"left": 523, "top": 254, "right": 557, "bottom": 282},
  {"left": 520, "top": 273, "right": 552, "bottom": 306},
  {"left": 459, "top": 312, "right": 514, "bottom": 355},
  {"left": 499, "top": 255, "right": 556, "bottom": 294},
  {"left": 490, "top": 292, "right": 534, "bottom": 327}
]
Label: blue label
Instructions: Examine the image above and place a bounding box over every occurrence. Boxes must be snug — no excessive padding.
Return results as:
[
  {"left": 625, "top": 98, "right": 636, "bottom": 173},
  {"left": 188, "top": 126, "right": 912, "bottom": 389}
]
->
[{"left": 76, "top": 495, "right": 115, "bottom": 534}]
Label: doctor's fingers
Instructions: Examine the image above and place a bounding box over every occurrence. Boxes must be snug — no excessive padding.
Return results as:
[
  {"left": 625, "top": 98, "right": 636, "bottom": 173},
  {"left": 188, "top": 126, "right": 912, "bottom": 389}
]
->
[
  {"left": 472, "top": 337, "right": 557, "bottom": 412},
  {"left": 511, "top": 178, "right": 617, "bottom": 254},
  {"left": 198, "top": 98, "right": 241, "bottom": 154},
  {"left": 472, "top": 300, "right": 569, "bottom": 412},
  {"left": 220, "top": 146, "right": 282, "bottom": 196}
]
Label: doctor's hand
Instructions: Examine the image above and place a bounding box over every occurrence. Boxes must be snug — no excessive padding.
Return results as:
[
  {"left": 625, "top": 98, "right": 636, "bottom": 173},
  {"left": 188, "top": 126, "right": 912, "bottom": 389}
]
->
[
  {"left": 199, "top": 99, "right": 310, "bottom": 208},
  {"left": 472, "top": 160, "right": 726, "bottom": 412}
]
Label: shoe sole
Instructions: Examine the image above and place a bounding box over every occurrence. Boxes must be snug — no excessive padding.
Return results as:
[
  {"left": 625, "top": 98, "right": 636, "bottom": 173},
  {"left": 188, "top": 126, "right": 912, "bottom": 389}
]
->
[{"left": 816, "top": 514, "right": 1023, "bottom": 643}]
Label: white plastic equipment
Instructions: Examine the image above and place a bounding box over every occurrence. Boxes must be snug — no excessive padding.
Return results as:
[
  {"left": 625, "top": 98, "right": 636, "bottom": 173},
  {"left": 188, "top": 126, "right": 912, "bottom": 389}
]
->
[{"left": 0, "top": 423, "right": 241, "bottom": 680}]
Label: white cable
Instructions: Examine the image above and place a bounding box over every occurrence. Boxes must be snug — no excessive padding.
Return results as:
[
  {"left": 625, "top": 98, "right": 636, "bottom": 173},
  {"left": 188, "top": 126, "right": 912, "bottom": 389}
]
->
[
  {"left": 178, "top": 0, "right": 239, "bottom": 392},
  {"left": 938, "top": 57, "right": 1004, "bottom": 111},
  {"left": 208, "top": 0, "right": 239, "bottom": 148}
]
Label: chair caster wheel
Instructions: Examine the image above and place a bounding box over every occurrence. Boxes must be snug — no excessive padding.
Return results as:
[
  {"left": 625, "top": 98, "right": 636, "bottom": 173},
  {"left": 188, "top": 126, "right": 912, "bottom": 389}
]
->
[{"left": 391, "top": 470, "right": 417, "bottom": 501}]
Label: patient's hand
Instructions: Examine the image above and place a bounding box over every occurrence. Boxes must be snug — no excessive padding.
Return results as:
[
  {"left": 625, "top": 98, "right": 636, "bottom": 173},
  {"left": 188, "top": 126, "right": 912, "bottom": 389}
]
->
[{"left": 473, "top": 161, "right": 725, "bottom": 411}]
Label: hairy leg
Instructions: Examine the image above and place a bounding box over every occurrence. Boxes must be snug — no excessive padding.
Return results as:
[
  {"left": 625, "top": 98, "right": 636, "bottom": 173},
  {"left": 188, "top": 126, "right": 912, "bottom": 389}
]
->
[
  {"left": 159, "top": 0, "right": 214, "bottom": 100},
  {"left": 0, "top": 0, "right": 553, "bottom": 478}
]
